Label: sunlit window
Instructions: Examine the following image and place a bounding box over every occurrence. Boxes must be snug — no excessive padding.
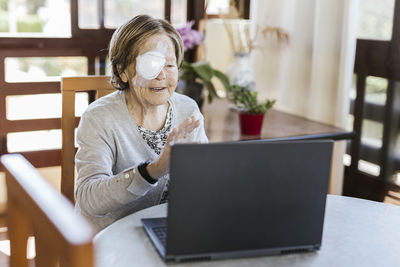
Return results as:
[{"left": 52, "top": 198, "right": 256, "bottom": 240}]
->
[
  {"left": 358, "top": 159, "right": 380, "bottom": 176},
  {"left": 6, "top": 93, "right": 88, "bottom": 120},
  {"left": 0, "top": 0, "right": 71, "bottom": 37},
  {"left": 343, "top": 154, "right": 351, "bottom": 166},
  {"left": 5, "top": 57, "right": 88, "bottom": 83},
  {"left": 78, "top": 0, "right": 99, "bottom": 29},
  {"left": 346, "top": 114, "right": 354, "bottom": 132},
  {"left": 171, "top": 0, "right": 187, "bottom": 27},
  {"left": 365, "top": 76, "right": 387, "bottom": 105},
  {"left": 8, "top": 129, "right": 62, "bottom": 152},
  {"left": 361, "top": 119, "right": 383, "bottom": 148},
  {"left": 105, "top": 57, "right": 111, "bottom": 75},
  {"left": 7, "top": 129, "right": 78, "bottom": 152},
  {"left": 206, "top": 0, "right": 230, "bottom": 15},
  {"left": 357, "top": 0, "right": 394, "bottom": 40},
  {"left": 104, "top": 0, "right": 164, "bottom": 29}
]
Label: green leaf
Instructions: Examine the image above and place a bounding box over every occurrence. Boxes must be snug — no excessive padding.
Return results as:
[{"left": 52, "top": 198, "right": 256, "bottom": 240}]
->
[
  {"left": 213, "top": 69, "right": 231, "bottom": 91},
  {"left": 178, "top": 60, "right": 231, "bottom": 103},
  {"left": 203, "top": 80, "right": 219, "bottom": 103},
  {"left": 178, "top": 68, "right": 195, "bottom": 81},
  {"left": 228, "top": 85, "right": 276, "bottom": 114},
  {"left": 192, "top": 61, "right": 213, "bottom": 81},
  {"left": 181, "top": 60, "right": 192, "bottom": 69}
]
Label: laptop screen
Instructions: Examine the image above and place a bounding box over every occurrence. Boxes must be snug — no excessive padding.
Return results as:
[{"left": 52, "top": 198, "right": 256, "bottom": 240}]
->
[{"left": 166, "top": 140, "right": 333, "bottom": 256}]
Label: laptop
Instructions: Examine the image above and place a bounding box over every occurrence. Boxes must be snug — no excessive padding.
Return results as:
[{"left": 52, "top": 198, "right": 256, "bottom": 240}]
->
[{"left": 142, "top": 140, "right": 333, "bottom": 262}]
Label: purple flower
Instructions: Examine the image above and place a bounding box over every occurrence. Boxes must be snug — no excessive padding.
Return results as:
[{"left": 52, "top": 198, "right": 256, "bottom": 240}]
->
[{"left": 177, "top": 21, "right": 204, "bottom": 51}]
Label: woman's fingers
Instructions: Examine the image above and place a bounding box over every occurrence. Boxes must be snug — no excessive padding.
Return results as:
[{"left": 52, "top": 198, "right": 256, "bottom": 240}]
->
[
  {"left": 182, "top": 116, "right": 199, "bottom": 132},
  {"left": 168, "top": 116, "right": 201, "bottom": 145},
  {"left": 187, "top": 118, "right": 200, "bottom": 132},
  {"left": 180, "top": 116, "right": 193, "bottom": 132},
  {"left": 186, "top": 117, "right": 200, "bottom": 135},
  {"left": 174, "top": 117, "right": 191, "bottom": 139},
  {"left": 179, "top": 117, "right": 200, "bottom": 139},
  {"left": 156, "top": 117, "right": 201, "bottom": 177},
  {"left": 165, "top": 128, "right": 178, "bottom": 146}
]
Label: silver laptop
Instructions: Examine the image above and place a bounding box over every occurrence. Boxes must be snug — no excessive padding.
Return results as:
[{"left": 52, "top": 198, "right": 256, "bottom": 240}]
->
[{"left": 142, "top": 140, "right": 333, "bottom": 262}]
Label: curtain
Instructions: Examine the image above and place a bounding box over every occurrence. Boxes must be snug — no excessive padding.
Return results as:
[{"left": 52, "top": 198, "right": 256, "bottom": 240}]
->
[
  {"left": 203, "top": 0, "right": 358, "bottom": 195},
  {"left": 250, "top": 0, "right": 358, "bottom": 194}
]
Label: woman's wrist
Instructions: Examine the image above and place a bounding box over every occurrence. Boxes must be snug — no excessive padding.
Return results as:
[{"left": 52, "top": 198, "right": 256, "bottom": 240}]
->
[
  {"left": 146, "top": 160, "right": 163, "bottom": 180},
  {"left": 138, "top": 161, "right": 158, "bottom": 184}
]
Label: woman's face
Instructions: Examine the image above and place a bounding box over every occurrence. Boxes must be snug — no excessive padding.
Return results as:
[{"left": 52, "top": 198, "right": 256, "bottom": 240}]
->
[{"left": 124, "top": 33, "right": 178, "bottom": 107}]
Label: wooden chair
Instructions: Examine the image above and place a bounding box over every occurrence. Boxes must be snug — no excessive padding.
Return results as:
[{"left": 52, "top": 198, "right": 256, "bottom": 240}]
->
[
  {"left": 61, "top": 76, "right": 115, "bottom": 203},
  {"left": 1, "top": 154, "right": 95, "bottom": 267}
]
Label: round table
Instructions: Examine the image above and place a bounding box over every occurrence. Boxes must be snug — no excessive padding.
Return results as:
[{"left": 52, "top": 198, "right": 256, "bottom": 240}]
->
[{"left": 93, "top": 195, "right": 400, "bottom": 267}]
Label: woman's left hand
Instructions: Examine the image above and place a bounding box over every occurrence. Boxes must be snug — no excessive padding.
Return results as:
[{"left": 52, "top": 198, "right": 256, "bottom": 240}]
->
[{"left": 146, "top": 116, "right": 200, "bottom": 179}]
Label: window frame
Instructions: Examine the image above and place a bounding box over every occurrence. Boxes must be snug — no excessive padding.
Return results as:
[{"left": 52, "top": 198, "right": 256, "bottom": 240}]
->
[{"left": 0, "top": 0, "right": 178, "bottom": 167}]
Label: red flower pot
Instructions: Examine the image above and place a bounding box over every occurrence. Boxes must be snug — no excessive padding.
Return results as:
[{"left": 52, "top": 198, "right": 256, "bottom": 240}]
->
[{"left": 239, "top": 112, "right": 265, "bottom": 135}]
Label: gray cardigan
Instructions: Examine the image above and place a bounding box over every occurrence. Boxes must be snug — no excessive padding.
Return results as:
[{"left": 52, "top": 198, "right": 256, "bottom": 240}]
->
[{"left": 75, "top": 91, "right": 208, "bottom": 231}]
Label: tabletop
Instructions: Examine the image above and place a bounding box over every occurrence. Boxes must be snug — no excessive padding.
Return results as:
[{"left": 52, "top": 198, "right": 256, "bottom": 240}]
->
[
  {"left": 94, "top": 195, "right": 400, "bottom": 267},
  {"left": 201, "top": 98, "right": 355, "bottom": 142}
]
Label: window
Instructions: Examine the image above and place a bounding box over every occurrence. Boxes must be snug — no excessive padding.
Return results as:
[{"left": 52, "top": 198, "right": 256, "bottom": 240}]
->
[
  {"left": 171, "top": 0, "right": 187, "bottom": 27},
  {"left": 6, "top": 93, "right": 88, "bottom": 120},
  {"left": 0, "top": 0, "right": 190, "bottom": 167},
  {"left": 0, "top": 0, "right": 71, "bottom": 37},
  {"left": 5, "top": 56, "right": 87, "bottom": 82},
  {"left": 105, "top": 0, "right": 164, "bottom": 28},
  {"left": 206, "top": 0, "right": 230, "bottom": 15},
  {"left": 356, "top": 0, "right": 395, "bottom": 40},
  {"left": 78, "top": 0, "right": 99, "bottom": 29}
]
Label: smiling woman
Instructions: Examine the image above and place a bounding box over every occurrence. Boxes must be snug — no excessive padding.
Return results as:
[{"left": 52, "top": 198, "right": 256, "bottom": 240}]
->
[
  {"left": 74, "top": 14, "right": 208, "bottom": 231},
  {"left": 0, "top": 0, "right": 198, "bottom": 233},
  {"left": 122, "top": 33, "right": 179, "bottom": 111}
]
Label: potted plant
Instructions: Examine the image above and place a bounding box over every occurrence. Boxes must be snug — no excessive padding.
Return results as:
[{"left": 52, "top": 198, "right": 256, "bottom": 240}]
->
[
  {"left": 176, "top": 21, "right": 231, "bottom": 108},
  {"left": 178, "top": 60, "right": 230, "bottom": 106},
  {"left": 228, "top": 85, "right": 276, "bottom": 135}
]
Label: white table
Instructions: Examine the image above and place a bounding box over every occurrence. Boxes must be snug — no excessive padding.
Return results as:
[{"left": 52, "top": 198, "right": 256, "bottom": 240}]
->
[{"left": 94, "top": 195, "right": 400, "bottom": 267}]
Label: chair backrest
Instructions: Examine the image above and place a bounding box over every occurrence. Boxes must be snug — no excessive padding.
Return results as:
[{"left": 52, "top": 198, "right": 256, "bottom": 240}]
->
[
  {"left": 1, "top": 154, "right": 95, "bottom": 267},
  {"left": 61, "top": 75, "right": 115, "bottom": 203}
]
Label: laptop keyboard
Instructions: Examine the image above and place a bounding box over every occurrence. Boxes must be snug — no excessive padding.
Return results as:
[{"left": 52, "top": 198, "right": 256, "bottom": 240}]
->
[{"left": 152, "top": 226, "right": 167, "bottom": 247}]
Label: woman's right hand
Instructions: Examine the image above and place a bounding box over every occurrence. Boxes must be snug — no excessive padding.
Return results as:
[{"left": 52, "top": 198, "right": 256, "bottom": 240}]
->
[{"left": 146, "top": 116, "right": 200, "bottom": 179}]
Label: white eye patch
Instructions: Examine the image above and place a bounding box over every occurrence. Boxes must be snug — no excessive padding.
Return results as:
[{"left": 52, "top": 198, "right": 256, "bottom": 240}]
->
[{"left": 135, "top": 51, "right": 166, "bottom": 80}]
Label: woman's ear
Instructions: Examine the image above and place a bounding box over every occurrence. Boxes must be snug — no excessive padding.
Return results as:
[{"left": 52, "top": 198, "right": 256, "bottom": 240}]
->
[
  {"left": 120, "top": 72, "right": 128, "bottom": 83},
  {"left": 117, "top": 64, "right": 128, "bottom": 83}
]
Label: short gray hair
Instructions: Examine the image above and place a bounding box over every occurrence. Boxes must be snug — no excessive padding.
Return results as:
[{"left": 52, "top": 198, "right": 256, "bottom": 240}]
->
[{"left": 109, "top": 14, "right": 184, "bottom": 91}]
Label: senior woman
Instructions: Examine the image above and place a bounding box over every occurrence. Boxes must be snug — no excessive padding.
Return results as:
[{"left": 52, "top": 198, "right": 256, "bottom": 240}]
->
[{"left": 75, "top": 14, "right": 208, "bottom": 231}]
